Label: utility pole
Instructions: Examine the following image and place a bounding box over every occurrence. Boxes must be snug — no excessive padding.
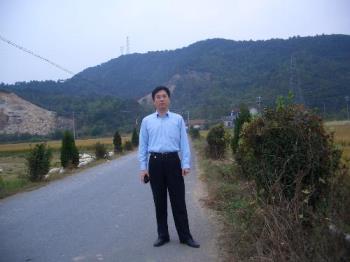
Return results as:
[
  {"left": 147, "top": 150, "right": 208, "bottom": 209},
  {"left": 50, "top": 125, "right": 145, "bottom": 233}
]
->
[
  {"left": 289, "top": 55, "right": 304, "bottom": 105},
  {"left": 346, "top": 96, "right": 349, "bottom": 120},
  {"left": 256, "top": 96, "right": 262, "bottom": 113},
  {"left": 72, "top": 111, "right": 76, "bottom": 140},
  {"left": 187, "top": 111, "right": 190, "bottom": 129},
  {"left": 126, "top": 36, "right": 130, "bottom": 54}
]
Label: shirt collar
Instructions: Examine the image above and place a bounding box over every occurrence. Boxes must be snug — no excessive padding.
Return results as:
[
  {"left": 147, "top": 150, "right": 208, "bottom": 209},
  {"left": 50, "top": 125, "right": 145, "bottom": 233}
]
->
[{"left": 156, "top": 110, "right": 170, "bottom": 118}]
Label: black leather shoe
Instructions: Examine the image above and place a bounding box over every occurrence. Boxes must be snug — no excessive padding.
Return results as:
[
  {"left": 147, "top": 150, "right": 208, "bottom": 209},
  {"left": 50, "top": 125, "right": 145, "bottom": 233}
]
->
[
  {"left": 180, "top": 238, "right": 200, "bottom": 248},
  {"left": 153, "top": 237, "right": 170, "bottom": 247}
]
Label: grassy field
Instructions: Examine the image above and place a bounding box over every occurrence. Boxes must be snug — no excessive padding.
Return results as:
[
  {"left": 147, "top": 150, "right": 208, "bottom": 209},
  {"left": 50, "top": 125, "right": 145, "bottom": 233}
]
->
[
  {"left": 325, "top": 120, "right": 350, "bottom": 160},
  {"left": 0, "top": 135, "right": 130, "bottom": 153},
  {"left": 0, "top": 135, "right": 132, "bottom": 198}
]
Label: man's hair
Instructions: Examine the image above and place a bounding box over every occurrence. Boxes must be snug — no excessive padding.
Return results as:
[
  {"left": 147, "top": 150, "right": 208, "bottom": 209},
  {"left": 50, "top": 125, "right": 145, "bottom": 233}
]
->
[{"left": 152, "top": 86, "right": 170, "bottom": 100}]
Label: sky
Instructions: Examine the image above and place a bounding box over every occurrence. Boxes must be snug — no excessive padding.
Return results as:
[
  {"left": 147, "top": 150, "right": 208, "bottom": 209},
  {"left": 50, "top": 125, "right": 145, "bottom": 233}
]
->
[{"left": 0, "top": 0, "right": 349, "bottom": 84}]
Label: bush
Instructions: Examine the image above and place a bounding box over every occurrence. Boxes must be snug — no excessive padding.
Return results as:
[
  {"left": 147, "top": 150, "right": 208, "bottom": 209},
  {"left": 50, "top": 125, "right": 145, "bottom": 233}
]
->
[
  {"left": 236, "top": 103, "right": 342, "bottom": 209},
  {"left": 113, "top": 131, "right": 122, "bottom": 153},
  {"left": 26, "top": 143, "right": 52, "bottom": 182},
  {"left": 94, "top": 142, "right": 107, "bottom": 159},
  {"left": 206, "top": 124, "right": 230, "bottom": 159},
  {"left": 60, "top": 131, "right": 79, "bottom": 168},
  {"left": 231, "top": 104, "right": 251, "bottom": 153},
  {"left": 189, "top": 127, "right": 200, "bottom": 139},
  {"left": 0, "top": 176, "right": 4, "bottom": 193},
  {"left": 131, "top": 127, "right": 139, "bottom": 147},
  {"left": 123, "top": 140, "right": 133, "bottom": 151}
]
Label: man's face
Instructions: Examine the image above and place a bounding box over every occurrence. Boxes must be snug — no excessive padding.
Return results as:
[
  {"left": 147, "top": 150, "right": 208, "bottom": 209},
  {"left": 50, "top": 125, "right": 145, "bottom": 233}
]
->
[{"left": 153, "top": 90, "right": 170, "bottom": 111}]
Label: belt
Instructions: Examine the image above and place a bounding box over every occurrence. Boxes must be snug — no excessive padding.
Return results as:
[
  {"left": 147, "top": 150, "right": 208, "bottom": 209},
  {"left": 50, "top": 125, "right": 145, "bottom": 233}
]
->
[{"left": 150, "top": 152, "right": 178, "bottom": 157}]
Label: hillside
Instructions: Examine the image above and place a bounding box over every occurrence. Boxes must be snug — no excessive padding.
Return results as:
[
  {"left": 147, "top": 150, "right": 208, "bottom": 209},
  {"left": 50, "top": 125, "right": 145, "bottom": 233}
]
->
[{"left": 1, "top": 34, "right": 350, "bottom": 122}]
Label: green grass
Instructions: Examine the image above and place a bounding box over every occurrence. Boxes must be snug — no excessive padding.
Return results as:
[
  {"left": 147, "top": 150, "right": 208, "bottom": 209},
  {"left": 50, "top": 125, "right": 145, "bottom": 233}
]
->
[
  {"left": 0, "top": 176, "right": 44, "bottom": 199},
  {"left": 2, "top": 177, "right": 28, "bottom": 190}
]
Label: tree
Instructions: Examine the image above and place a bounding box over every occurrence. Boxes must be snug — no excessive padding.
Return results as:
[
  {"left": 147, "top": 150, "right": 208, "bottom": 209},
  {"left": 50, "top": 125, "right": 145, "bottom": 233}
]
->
[
  {"left": 26, "top": 143, "right": 52, "bottom": 181},
  {"left": 131, "top": 127, "right": 139, "bottom": 147},
  {"left": 94, "top": 142, "right": 107, "bottom": 160},
  {"left": 113, "top": 131, "right": 122, "bottom": 153},
  {"left": 124, "top": 140, "right": 133, "bottom": 151},
  {"left": 189, "top": 126, "right": 200, "bottom": 139},
  {"left": 206, "top": 124, "right": 230, "bottom": 159},
  {"left": 231, "top": 104, "right": 251, "bottom": 154},
  {"left": 60, "top": 130, "right": 79, "bottom": 168}
]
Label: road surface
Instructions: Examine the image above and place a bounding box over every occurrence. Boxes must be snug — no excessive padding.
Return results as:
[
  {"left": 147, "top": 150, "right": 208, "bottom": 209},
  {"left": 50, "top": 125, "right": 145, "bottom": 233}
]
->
[{"left": 0, "top": 150, "right": 219, "bottom": 262}]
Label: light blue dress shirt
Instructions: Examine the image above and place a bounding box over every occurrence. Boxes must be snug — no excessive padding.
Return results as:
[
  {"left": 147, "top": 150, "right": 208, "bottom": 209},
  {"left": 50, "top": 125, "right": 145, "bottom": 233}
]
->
[{"left": 138, "top": 111, "right": 191, "bottom": 171}]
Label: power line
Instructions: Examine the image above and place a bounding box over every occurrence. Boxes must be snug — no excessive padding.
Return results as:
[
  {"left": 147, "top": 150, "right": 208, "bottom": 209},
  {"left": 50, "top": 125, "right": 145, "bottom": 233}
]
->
[
  {"left": 0, "top": 34, "right": 114, "bottom": 92},
  {"left": 0, "top": 34, "right": 75, "bottom": 76}
]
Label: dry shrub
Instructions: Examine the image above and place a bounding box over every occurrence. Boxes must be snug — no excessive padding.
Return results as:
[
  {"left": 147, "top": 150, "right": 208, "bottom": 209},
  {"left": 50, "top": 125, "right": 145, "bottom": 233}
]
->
[
  {"left": 234, "top": 103, "right": 349, "bottom": 261},
  {"left": 236, "top": 104, "right": 341, "bottom": 210},
  {"left": 252, "top": 181, "right": 350, "bottom": 262}
]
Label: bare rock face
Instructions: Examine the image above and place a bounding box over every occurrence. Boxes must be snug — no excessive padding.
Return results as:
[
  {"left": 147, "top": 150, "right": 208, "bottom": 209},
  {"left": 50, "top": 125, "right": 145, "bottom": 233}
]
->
[
  {"left": 137, "top": 74, "right": 179, "bottom": 106},
  {"left": 137, "top": 71, "right": 210, "bottom": 106},
  {"left": 0, "top": 91, "right": 72, "bottom": 135}
]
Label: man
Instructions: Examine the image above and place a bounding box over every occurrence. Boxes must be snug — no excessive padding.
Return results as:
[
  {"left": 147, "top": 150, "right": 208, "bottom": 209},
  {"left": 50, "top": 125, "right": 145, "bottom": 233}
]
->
[{"left": 138, "top": 86, "right": 200, "bottom": 248}]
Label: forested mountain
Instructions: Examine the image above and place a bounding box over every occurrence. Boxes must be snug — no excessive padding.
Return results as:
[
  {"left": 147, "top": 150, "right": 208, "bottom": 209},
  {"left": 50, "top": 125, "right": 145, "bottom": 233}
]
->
[
  {"left": 69, "top": 34, "right": 350, "bottom": 109},
  {"left": 1, "top": 34, "right": 350, "bottom": 136}
]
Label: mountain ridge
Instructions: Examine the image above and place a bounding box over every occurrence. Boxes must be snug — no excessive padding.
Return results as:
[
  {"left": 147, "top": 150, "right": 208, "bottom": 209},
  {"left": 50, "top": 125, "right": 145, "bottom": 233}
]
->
[{"left": 1, "top": 34, "right": 350, "bottom": 126}]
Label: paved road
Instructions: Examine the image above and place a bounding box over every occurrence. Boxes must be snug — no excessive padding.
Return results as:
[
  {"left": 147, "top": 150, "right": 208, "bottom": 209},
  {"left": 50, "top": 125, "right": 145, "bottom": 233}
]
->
[{"left": 0, "top": 150, "right": 218, "bottom": 262}]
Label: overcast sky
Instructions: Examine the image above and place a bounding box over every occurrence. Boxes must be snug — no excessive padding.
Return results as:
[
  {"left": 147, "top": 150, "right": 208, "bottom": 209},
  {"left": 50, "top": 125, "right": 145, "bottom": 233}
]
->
[{"left": 0, "top": 0, "right": 349, "bottom": 84}]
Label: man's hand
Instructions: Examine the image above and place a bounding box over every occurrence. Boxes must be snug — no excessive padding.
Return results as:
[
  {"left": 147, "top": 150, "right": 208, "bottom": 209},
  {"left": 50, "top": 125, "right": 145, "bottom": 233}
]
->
[
  {"left": 182, "top": 168, "right": 190, "bottom": 176},
  {"left": 140, "top": 170, "right": 149, "bottom": 183}
]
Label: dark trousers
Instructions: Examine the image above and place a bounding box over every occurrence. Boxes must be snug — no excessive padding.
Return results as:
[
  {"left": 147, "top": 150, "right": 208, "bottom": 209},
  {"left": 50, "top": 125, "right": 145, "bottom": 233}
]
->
[{"left": 148, "top": 153, "right": 192, "bottom": 241}]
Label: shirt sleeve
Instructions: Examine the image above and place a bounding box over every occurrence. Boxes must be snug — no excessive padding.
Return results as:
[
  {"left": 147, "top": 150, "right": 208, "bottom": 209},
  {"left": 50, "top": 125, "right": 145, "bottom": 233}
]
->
[
  {"left": 180, "top": 117, "right": 191, "bottom": 169},
  {"left": 138, "top": 118, "right": 149, "bottom": 171}
]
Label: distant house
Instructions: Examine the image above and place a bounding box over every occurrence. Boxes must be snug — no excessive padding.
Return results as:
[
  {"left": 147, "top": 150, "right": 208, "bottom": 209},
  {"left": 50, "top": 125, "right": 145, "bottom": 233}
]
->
[
  {"left": 222, "top": 107, "right": 258, "bottom": 128},
  {"left": 222, "top": 109, "right": 239, "bottom": 128},
  {"left": 189, "top": 119, "right": 206, "bottom": 130}
]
